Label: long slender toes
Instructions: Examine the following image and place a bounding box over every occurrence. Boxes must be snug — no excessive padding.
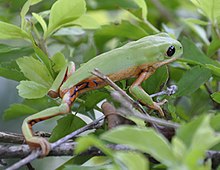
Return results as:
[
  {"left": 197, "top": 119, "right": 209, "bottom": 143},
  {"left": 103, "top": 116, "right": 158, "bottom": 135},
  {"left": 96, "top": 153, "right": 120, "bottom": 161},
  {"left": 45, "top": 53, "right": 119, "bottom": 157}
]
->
[
  {"left": 149, "top": 102, "right": 165, "bottom": 117},
  {"left": 39, "top": 138, "right": 51, "bottom": 156}
]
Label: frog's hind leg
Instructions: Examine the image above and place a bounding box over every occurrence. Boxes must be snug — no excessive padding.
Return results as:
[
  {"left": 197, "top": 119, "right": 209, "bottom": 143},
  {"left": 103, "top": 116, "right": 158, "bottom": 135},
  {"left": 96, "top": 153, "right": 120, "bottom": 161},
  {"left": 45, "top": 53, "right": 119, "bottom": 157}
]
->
[
  {"left": 22, "top": 103, "right": 71, "bottom": 156},
  {"left": 129, "top": 70, "right": 166, "bottom": 117},
  {"left": 22, "top": 89, "right": 78, "bottom": 156}
]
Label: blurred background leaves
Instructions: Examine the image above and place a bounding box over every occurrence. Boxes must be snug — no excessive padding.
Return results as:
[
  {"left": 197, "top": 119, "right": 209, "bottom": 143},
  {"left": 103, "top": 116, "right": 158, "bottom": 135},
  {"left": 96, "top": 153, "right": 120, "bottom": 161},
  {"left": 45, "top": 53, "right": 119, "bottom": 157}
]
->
[{"left": 0, "top": 0, "right": 220, "bottom": 169}]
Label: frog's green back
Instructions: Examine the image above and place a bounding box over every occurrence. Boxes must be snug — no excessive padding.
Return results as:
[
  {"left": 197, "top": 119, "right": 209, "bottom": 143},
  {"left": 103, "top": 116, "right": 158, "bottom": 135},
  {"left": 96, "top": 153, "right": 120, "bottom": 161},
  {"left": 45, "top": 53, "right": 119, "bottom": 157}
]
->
[{"left": 61, "top": 33, "right": 182, "bottom": 91}]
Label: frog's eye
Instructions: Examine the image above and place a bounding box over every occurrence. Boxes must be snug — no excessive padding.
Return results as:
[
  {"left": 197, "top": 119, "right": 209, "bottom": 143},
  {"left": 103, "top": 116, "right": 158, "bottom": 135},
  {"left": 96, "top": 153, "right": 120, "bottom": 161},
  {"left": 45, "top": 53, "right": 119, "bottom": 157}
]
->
[{"left": 166, "top": 45, "right": 175, "bottom": 57}]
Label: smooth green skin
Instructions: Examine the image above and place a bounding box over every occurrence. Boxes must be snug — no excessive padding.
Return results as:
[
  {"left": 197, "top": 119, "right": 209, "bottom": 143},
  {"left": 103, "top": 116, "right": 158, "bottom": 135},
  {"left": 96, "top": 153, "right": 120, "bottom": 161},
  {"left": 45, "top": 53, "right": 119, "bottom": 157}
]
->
[
  {"left": 22, "top": 33, "right": 183, "bottom": 155},
  {"left": 60, "top": 33, "right": 183, "bottom": 91}
]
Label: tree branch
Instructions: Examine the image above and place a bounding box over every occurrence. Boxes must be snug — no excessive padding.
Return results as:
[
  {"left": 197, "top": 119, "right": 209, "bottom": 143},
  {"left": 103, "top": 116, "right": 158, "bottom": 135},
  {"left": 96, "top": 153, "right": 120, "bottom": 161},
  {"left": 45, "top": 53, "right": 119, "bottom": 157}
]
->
[
  {"left": 0, "top": 132, "right": 24, "bottom": 144},
  {"left": 2, "top": 142, "right": 220, "bottom": 169},
  {"left": 5, "top": 116, "right": 104, "bottom": 170}
]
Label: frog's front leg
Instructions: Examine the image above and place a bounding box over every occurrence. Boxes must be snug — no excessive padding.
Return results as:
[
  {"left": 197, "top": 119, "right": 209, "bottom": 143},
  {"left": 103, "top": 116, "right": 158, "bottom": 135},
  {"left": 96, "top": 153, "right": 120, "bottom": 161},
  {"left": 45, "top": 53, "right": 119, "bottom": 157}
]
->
[
  {"left": 129, "top": 69, "right": 166, "bottom": 117},
  {"left": 22, "top": 94, "right": 73, "bottom": 156}
]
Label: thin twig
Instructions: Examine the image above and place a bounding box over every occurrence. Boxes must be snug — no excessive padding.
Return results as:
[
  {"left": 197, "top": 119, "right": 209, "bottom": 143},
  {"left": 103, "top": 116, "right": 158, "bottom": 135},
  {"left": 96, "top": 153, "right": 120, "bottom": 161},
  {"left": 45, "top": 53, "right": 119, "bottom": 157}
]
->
[
  {"left": 6, "top": 116, "right": 104, "bottom": 170},
  {"left": 91, "top": 69, "right": 148, "bottom": 114},
  {"left": 112, "top": 91, "right": 179, "bottom": 129}
]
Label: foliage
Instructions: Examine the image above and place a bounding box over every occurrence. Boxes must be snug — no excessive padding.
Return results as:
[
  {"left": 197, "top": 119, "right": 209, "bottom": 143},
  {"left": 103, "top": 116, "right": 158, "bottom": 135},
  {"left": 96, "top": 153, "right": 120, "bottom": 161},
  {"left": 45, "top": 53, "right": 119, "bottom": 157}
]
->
[{"left": 0, "top": 0, "right": 220, "bottom": 169}]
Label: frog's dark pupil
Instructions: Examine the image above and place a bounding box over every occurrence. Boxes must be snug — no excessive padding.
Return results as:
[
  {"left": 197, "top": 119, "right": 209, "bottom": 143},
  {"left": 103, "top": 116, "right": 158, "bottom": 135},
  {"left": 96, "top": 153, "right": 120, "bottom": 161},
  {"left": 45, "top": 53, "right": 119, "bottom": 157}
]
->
[{"left": 166, "top": 45, "right": 175, "bottom": 57}]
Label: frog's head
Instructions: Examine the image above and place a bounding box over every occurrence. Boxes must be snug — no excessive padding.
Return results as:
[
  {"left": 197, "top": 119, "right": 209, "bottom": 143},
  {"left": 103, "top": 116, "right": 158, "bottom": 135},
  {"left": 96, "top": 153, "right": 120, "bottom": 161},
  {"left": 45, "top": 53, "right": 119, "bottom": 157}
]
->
[{"left": 154, "top": 33, "right": 183, "bottom": 66}]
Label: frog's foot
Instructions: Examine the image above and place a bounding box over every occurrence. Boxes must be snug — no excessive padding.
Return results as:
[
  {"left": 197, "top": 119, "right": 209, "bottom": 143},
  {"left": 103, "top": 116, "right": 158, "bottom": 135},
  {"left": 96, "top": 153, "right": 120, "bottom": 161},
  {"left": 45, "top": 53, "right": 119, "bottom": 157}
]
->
[
  {"left": 148, "top": 99, "right": 167, "bottom": 117},
  {"left": 27, "top": 137, "right": 51, "bottom": 156}
]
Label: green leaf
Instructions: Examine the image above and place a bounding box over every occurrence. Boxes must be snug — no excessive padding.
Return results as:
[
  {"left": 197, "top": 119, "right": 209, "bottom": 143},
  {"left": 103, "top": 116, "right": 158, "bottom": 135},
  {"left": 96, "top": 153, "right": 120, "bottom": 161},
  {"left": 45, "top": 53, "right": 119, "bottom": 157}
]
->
[
  {"left": 87, "top": 0, "right": 147, "bottom": 21},
  {"left": 190, "top": 115, "right": 220, "bottom": 151},
  {"left": 17, "top": 80, "right": 48, "bottom": 99},
  {"left": 82, "top": 91, "right": 109, "bottom": 111},
  {"left": 75, "top": 135, "right": 113, "bottom": 157},
  {"left": 207, "top": 39, "right": 220, "bottom": 57},
  {"left": 49, "top": 114, "right": 86, "bottom": 142},
  {"left": 33, "top": 45, "right": 55, "bottom": 78},
  {"left": 72, "top": 14, "right": 100, "bottom": 29},
  {"left": 175, "top": 66, "right": 212, "bottom": 97},
  {"left": 32, "top": 12, "right": 47, "bottom": 33},
  {"left": 183, "top": 19, "right": 209, "bottom": 45},
  {"left": 20, "top": 0, "right": 42, "bottom": 29},
  {"left": 0, "top": 21, "right": 30, "bottom": 40},
  {"left": 101, "top": 126, "right": 176, "bottom": 167},
  {"left": 30, "top": 0, "right": 42, "bottom": 5},
  {"left": 51, "top": 52, "right": 67, "bottom": 72},
  {"left": 205, "top": 64, "right": 220, "bottom": 77},
  {"left": 0, "top": 45, "right": 33, "bottom": 63},
  {"left": 20, "top": 0, "right": 31, "bottom": 29},
  {"left": 0, "top": 62, "right": 26, "bottom": 81},
  {"left": 0, "top": 45, "right": 33, "bottom": 81},
  {"left": 95, "top": 20, "right": 148, "bottom": 49},
  {"left": 175, "top": 115, "right": 220, "bottom": 169},
  {"left": 82, "top": 156, "right": 111, "bottom": 167},
  {"left": 115, "top": 151, "right": 149, "bottom": 170},
  {"left": 129, "top": 0, "right": 147, "bottom": 20},
  {"left": 183, "top": 18, "right": 209, "bottom": 26},
  {"left": 16, "top": 56, "right": 53, "bottom": 87},
  {"left": 63, "top": 164, "right": 108, "bottom": 170},
  {"left": 181, "top": 37, "right": 220, "bottom": 67},
  {"left": 143, "top": 66, "right": 168, "bottom": 94},
  {"left": 184, "top": 115, "right": 220, "bottom": 169},
  {"left": 46, "top": 0, "right": 86, "bottom": 37},
  {"left": 211, "top": 92, "right": 220, "bottom": 103},
  {"left": 190, "top": 0, "right": 220, "bottom": 24},
  {"left": 176, "top": 115, "right": 206, "bottom": 147},
  {"left": 3, "top": 103, "right": 37, "bottom": 120},
  {"left": 210, "top": 114, "right": 220, "bottom": 131},
  {"left": 22, "top": 96, "right": 58, "bottom": 111}
]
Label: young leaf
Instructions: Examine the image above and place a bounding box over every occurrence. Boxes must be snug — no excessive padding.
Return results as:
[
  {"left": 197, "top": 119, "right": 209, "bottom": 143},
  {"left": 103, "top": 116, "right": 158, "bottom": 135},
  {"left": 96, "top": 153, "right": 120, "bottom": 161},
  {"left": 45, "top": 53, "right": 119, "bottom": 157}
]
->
[
  {"left": 46, "top": 0, "right": 86, "bottom": 37},
  {"left": 101, "top": 126, "right": 176, "bottom": 167},
  {"left": 32, "top": 12, "right": 47, "bottom": 33},
  {"left": 175, "top": 66, "right": 211, "bottom": 97},
  {"left": 16, "top": 56, "right": 53, "bottom": 87},
  {"left": 0, "top": 21, "right": 30, "bottom": 40},
  {"left": 49, "top": 114, "right": 87, "bottom": 142},
  {"left": 17, "top": 80, "right": 48, "bottom": 99},
  {"left": 20, "top": 0, "right": 42, "bottom": 29}
]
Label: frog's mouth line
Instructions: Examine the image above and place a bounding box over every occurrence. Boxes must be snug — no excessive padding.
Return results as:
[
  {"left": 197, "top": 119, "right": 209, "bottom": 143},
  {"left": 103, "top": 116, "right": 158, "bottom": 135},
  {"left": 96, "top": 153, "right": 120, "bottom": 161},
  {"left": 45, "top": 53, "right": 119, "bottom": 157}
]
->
[{"left": 153, "top": 56, "right": 179, "bottom": 68}]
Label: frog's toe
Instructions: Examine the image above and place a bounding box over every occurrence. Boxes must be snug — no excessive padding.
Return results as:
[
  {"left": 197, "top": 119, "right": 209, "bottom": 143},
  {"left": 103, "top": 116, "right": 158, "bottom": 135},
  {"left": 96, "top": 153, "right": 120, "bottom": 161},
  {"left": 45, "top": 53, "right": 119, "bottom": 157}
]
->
[
  {"left": 38, "top": 137, "right": 51, "bottom": 156},
  {"left": 26, "top": 137, "right": 51, "bottom": 156},
  {"left": 149, "top": 101, "right": 166, "bottom": 117}
]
